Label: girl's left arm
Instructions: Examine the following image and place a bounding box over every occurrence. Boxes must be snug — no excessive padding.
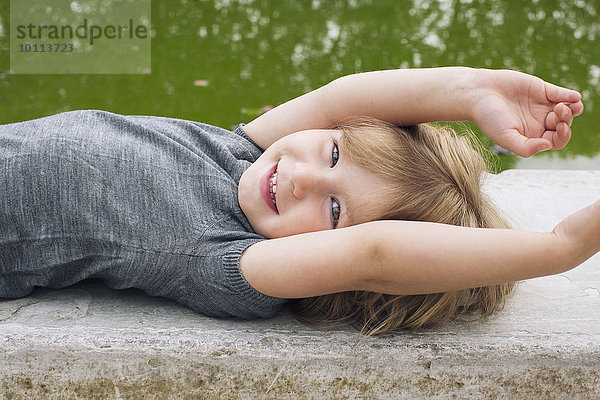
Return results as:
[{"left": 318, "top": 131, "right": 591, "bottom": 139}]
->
[{"left": 239, "top": 199, "right": 600, "bottom": 298}]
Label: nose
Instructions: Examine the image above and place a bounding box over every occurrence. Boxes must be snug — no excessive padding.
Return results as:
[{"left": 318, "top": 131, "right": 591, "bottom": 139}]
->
[{"left": 291, "top": 162, "right": 330, "bottom": 199}]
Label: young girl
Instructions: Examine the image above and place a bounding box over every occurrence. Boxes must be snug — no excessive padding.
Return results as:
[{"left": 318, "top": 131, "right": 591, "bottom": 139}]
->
[{"left": 0, "top": 67, "right": 596, "bottom": 335}]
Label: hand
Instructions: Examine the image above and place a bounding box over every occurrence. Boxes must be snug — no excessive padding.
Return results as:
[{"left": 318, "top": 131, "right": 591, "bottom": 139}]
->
[
  {"left": 551, "top": 199, "right": 600, "bottom": 269},
  {"left": 470, "top": 69, "right": 584, "bottom": 158}
]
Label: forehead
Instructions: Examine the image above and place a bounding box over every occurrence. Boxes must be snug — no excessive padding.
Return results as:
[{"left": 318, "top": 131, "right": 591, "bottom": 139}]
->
[
  {"left": 285, "top": 128, "right": 342, "bottom": 142},
  {"left": 339, "top": 157, "right": 389, "bottom": 227}
]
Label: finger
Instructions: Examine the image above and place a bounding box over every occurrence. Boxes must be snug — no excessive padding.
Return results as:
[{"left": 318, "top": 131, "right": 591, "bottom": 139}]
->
[
  {"left": 545, "top": 111, "right": 559, "bottom": 131},
  {"left": 554, "top": 103, "right": 573, "bottom": 127},
  {"left": 525, "top": 138, "right": 553, "bottom": 157},
  {"left": 569, "top": 100, "right": 584, "bottom": 117},
  {"left": 554, "top": 122, "right": 572, "bottom": 150},
  {"left": 545, "top": 82, "right": 582, "bottom": 103},
  {"left": 541, "top": 129, "right": 555, "bottom": 144},
  {"left": 495, "top": 130, "right": 551, "bottom": 157},
  {"left": 542, "top": 124, "right": 571, "bottom": 151}
]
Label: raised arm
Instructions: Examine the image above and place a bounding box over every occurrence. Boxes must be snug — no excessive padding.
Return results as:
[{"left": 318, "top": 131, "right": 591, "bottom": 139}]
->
[
  {"left": 243, "top": 67, "right": 583, "bottom": 157},
  {"left": 239, "top": 199, "right": 600, "bottom": 298},
  {"left": 244, "top": 67, "right": 475, "bottom": 149}
]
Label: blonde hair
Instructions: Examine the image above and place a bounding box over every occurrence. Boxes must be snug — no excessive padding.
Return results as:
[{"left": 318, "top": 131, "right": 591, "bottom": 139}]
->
[{"left": 289, "top": 117, "right": 516, "bottom": 335}]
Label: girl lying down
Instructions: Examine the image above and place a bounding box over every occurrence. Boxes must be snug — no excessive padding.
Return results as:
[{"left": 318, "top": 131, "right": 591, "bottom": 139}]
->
[{"left": 0, "top": 67, "right": 596, "bottom": 335}]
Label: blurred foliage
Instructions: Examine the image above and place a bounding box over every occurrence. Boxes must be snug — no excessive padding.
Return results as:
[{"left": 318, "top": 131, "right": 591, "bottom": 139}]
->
[{"left": 0, "top": 0, "right": 598, "bottom": 170}]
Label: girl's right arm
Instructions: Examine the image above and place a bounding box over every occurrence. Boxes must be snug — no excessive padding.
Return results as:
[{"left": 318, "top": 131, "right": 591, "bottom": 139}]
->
[
  {"left": 239, "top": 199, "right": 600, "bottom": 298},
  {"left": 243, "top": 67, "right": 583, "bottom": 157}
]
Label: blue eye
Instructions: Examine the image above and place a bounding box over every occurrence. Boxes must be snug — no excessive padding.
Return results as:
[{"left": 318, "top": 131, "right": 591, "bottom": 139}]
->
[
  {"left": 331, "top": 198, "right": 340, "bottom": 228},
  {"left": 331, "top": 142, "right": 339, "bottom": 167}
]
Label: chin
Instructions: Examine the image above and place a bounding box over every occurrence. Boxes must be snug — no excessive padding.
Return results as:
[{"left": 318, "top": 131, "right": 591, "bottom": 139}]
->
[{"left": 258, "top": 226, "right": 283, "bottom": 240}]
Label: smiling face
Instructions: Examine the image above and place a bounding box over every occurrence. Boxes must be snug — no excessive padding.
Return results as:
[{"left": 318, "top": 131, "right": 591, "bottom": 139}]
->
[{"left": 238, "top": 129, "right": 387, "bottom": 239}]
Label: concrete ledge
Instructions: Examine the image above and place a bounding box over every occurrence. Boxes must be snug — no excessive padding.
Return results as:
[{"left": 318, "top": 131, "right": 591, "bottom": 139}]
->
[{"left": 1, "top": 170, "right": 600, "bottom": 399}]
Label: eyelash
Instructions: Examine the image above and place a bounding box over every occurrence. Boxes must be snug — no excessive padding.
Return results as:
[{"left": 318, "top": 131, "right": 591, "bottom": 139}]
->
[
  {"left": 331, "top": 141, "right": 340, "bottom": 228},
  {"left": 331, "top": 141, "right": 339, "bottom": 167},
  {"left": 331, "top": 198, "right": 340, "bottom": 229}
]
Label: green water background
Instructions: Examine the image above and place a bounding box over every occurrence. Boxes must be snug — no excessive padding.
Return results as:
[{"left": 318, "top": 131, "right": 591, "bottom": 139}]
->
[{"left": 0, "top": 0, "right": 598, "bottom": 170}]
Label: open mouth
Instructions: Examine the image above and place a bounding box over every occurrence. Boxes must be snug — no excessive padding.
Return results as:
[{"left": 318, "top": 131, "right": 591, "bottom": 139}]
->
[
  {"left": 269, "top": 168, "right": 278, "bottom": 211},
  {"left": 261, "top": 162, "right": 279, "bottom": 214}
]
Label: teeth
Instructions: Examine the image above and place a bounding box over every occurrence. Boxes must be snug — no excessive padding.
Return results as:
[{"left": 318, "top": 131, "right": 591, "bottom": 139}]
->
[{"left": 269, "top": 171, "right": 278, "bottom": 207}]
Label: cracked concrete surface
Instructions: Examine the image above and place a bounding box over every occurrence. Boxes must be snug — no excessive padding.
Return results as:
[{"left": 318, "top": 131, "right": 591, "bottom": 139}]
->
[{"left": 1, "top": 170, "right": 599, "bottom": 399}]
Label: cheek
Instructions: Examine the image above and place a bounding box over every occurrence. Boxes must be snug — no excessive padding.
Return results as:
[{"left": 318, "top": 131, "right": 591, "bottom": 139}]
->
[{"left": 284, "top": 204, "right": 328, "bottom": 234}]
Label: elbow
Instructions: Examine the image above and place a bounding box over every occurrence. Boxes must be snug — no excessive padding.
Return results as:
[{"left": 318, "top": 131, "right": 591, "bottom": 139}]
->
[{"left": 357, "top": 221, "right": 393, "bottom": 293}]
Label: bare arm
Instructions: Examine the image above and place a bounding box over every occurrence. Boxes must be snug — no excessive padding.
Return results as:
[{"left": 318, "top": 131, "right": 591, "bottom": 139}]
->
[
  {"left": 244, "top": 67, "right": 475, "bottom": 149},
  {"left": 243, "top": 67, "right": 583, "bottom": 157},
  {"left": 367, "top": 222, "right": 566, "bottom": 295},
  {"left": 240, "top": 199, "right": 600, "bottom": 298},
  {"left": 370, "top": 198, "right": 600, "bottom": 295}
]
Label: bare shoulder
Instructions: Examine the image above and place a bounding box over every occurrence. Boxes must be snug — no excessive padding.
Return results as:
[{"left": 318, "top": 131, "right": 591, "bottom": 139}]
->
[
  {"left": 239, "top": 223, "right": 379, "bottom": 299},
  {"left": 242, "top": 86, "right": 332, "bottom": 150}
]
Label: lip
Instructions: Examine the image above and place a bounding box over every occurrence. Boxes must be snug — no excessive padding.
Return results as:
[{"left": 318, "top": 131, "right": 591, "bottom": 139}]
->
[{"left": 261, "top": 162, "right": 279, "bottom": 214}]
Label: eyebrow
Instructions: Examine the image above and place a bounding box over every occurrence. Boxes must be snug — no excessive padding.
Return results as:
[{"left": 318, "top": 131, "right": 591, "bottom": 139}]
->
[
  {"left": 336, "top": 135, "right": 355, "bottom": 229},
  {"left": 340, "top": 205, "right": 354, "bottom": 229}
]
